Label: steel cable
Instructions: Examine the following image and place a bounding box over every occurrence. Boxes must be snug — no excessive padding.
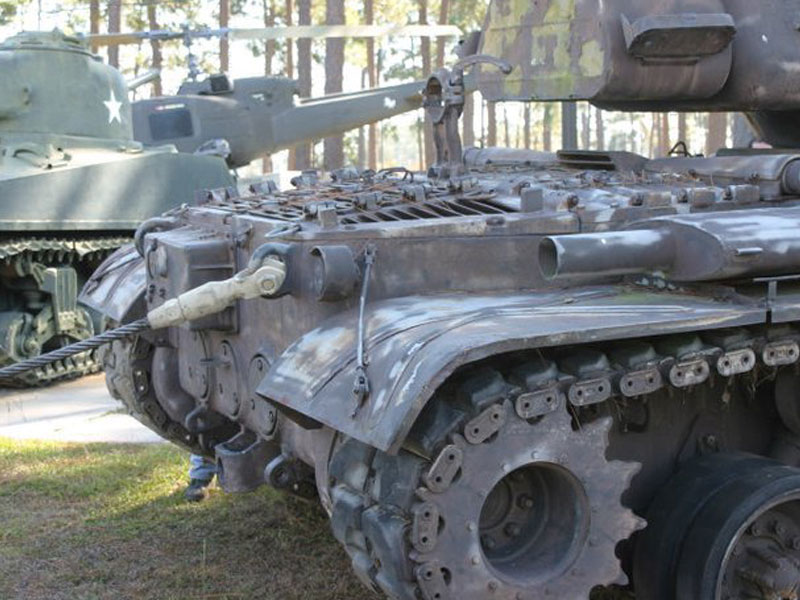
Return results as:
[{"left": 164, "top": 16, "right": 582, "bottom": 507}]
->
[{"left": 0, "top": 318, "right": 151, "bottom": 383}]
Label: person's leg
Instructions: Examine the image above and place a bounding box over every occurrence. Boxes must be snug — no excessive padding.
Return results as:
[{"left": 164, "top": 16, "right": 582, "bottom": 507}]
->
[
  {"left": 189, "top": 454, "right": 216, "bottom": 481},
  {"left": 185, "top": 454, "right": 216, "bottom": 502}
]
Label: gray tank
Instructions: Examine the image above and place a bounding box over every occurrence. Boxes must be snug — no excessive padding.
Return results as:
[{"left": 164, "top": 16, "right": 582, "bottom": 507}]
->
[
  {"left": 0, "top": 30, "right": 234, "bottom": 384},
  {"left": 82, "top": 1, "right": 800, "bottom": 598}
]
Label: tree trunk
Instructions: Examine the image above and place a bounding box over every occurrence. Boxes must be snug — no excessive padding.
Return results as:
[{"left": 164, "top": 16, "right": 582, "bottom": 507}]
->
[
  {"left": 435, "top": 0, "right": 450, "bottom": 68},
  {"left": 219, "top": 0, "right": 230, "bottom": 72},
  {"left": 295, "top": 0, "right": 313, "bottom": 170},
  {"left": 285, "top": 0, "right": 296, "bottom": 169},
  {"left": 89, "top": 0, "right": 100, "bottom": 53},
  {"left": 487, "top": 101, "right": 497, "bottom": 146},
  {"left": 107, "top": 0, "right": 121, "bottom": 68},
  {"left": 561, "top": 102, "right": 577, "bottom": 150},
  {"left": 658, "top": 113, "right": 671, "bottom": 157},
  {"left": 419, "top": 0, "right": 434, "bottom": 166},
  {"left": 263, "top": 0, "right": 276, "bottom": 74},
  {"left": 146, "top": 2, "right": 162, "bottom": 96},
  {"left": 543, "top": 104, "right": 552, "bottom": 152},
  {"left": 706, "top": 112, "right": 728, "bottom": 156},
  {"left": 648, "top": 113, "right": 657, "bottom": 157},
  {"left": 462, "top": 93, "right": 474, "bottom": 147},
  {"left": 323, "top": 0, "right": 345, "bottom": 170},
  {"left": 357, "top": 69, "right": 366, "bottom": 167},
  {"left": 523, "top": 104, "right": 530, "bottom": 149},
  {"left": 678, "top": 113, "right": 687, "bottom": 145},
  {"left": 365, "top": 0, "right": 377, "bottom": 170},
  {"left": 594, "top": 106, "right": 604, "bottom": 150},
  {"left": 285, "top": 0, "right": 294, "bottom": 77},
  {"left": 581, "top": 105, "right": 590, "bottom": 149},
  {"left": 262, "top": 0, "right": 277, "bottom": 173},
  {"left": 503, "top": 105, "right": 510, "bottom": 147},
  {"left": 417, "top": 118, "right": 424, "bottom": 171}
]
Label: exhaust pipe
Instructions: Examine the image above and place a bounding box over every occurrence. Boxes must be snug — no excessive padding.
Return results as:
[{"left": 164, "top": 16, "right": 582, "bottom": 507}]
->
[{"left": 539, "top": 207, "right": 800, "bottom": 283}]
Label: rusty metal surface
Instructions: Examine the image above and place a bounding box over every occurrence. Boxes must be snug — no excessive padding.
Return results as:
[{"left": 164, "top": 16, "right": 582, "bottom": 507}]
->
[
  {"left": 257, "top": 285, "right": 765, "bottom": 453},
  {"left": 82, "top": 146, "right": 800, "bottom": 457}
]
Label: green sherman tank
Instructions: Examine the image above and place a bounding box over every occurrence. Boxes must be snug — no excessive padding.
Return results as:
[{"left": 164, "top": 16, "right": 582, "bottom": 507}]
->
[
  {"left": 0, "top": 29, "right": 429, "bottom": 385},
  {"left": 0, "top": 30, "right": 235, "bottom": 384}
]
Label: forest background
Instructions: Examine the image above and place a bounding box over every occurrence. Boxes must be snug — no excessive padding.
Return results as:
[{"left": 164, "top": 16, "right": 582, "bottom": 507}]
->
[{"left": 0, "top": 0, "right": 748, "bottom": 179}]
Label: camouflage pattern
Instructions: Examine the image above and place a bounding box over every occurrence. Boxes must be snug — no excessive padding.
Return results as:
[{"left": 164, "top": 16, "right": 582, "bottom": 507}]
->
[{"left": 478, "top": 1, "right": 800, "bottom": 113}]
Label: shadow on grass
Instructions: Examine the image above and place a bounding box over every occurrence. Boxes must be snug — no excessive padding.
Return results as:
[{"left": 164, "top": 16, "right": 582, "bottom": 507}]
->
[{"left": 0, "top": 438, "right": 379, "bottom": 600}]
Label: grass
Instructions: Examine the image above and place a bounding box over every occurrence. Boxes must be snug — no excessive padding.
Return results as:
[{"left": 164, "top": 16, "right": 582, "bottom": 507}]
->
[{"left": 0, "top": 437, "right": 376, "bottom": 600}]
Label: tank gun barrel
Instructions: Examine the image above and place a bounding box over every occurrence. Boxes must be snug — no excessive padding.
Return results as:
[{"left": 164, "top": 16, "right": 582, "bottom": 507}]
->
[
  {"left": 271, "top": 80, "right": 423, "bottom": 151},
  {"left": 540, "top": 208, "right": 800, "bottom": 283},
  {"left": 127, "top": 69, "right": 161, "bottom": 91}
]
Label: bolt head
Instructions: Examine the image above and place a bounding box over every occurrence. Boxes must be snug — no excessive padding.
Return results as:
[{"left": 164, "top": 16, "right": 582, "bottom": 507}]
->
[
  {"left": 517, "top": 495, "right": 535, "bottom": 510},
  {"left": 260, "top": 277, "right": 276, "bottom": 293},
  {"left": 504, "top": 522, "right": 521, "bottom": 538}
]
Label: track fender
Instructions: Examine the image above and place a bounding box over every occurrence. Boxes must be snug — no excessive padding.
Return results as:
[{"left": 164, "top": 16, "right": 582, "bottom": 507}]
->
[
  {"left": 257, "top": 285, "right": 766, "bottom": 454},
  {"left": 78, "top": 244, "right": 147, "bottom": 323}
]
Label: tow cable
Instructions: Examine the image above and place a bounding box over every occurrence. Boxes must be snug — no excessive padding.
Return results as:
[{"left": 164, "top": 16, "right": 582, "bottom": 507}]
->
[{"left": 0, "top": 251, "right": 287, "bottom": 384}]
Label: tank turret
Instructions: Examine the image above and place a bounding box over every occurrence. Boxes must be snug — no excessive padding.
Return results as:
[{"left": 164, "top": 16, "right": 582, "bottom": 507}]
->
[
  {"left": 476, "top": 0, "right": 800, "bottom": 146},
  {"left": 0, "top": 30, "right": 132, "bottom": 140}
]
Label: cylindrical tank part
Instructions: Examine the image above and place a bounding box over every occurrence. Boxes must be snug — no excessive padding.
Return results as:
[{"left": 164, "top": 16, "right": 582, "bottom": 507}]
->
[{"left": 539, "top": 230, "right": 674, "bottom": 280}]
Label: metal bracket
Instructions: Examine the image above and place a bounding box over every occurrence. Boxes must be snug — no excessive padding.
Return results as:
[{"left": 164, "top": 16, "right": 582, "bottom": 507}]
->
[{"left": 423, "top": 54, "right": 512, "bottom": 178}]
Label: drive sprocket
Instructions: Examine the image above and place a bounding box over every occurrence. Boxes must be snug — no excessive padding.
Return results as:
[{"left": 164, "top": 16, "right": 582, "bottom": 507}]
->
[{"left": 328, "top": 366, "right": 643, "bottom": 600}]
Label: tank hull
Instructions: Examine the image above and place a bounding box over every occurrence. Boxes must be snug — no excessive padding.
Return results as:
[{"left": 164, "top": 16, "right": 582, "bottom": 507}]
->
[{"left": 84, "top": 146, "right": 800, "bottom": 597}]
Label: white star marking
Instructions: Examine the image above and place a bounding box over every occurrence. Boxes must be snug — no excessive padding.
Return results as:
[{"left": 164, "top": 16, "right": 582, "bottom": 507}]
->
[{"left": 104, "top": 90, "right": 123, "bottom": 124}]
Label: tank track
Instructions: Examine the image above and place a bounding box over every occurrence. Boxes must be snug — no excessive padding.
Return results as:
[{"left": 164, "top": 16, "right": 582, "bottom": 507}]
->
[
  {"left": 324, "top": 324, "right": 800, "bottom": 599},
  {"left": 0, "top": 236, "right": 130, "bottom": 262},
  {"left": 102, "top": 335, "right": 238, "bottom": 456},
  {"left": 0, "top": 235, "right": 131, "bottom": 386}
]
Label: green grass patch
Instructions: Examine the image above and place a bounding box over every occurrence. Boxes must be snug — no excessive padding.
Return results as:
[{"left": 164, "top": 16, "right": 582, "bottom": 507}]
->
[{"left": 0, "top": 438, "right": 375, "bottom": 600}]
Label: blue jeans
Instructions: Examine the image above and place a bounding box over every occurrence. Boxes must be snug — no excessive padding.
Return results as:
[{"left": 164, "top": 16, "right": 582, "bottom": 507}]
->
[{"left": 189, "top": 454, "right": 217, "bottom": 481}]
